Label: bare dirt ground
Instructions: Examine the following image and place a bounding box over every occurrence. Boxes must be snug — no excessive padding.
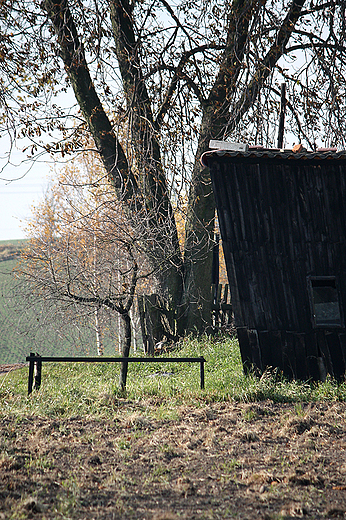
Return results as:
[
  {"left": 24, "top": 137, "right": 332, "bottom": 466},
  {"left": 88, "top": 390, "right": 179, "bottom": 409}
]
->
[
  {"left": 1, "top": 397, "right": 346, "bottom": 520},
  {"left": 0, "top": 364, "right": 26, "bottom": 377}
]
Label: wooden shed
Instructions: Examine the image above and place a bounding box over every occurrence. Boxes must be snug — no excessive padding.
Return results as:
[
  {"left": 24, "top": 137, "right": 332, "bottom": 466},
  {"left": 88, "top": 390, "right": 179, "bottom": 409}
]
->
[{"left": 202, "top": 146, "right": 346, "bottom": 381}]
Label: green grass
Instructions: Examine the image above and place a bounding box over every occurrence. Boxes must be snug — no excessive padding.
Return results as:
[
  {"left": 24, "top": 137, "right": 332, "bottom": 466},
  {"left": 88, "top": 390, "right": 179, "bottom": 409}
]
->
[{"left": 1, "top": 334, "right": 346, "bottom": 420}]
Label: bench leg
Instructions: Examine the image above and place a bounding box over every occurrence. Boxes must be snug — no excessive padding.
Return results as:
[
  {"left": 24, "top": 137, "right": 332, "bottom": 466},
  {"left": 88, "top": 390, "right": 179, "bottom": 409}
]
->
[
  {"left": 200, "top": 359, "right": 205, "bottom": 390},
  {"left": 28, "top": 353, "right": 35, "bottom": 395},
  {"left": 34, "top": 356, "right": 42, "bottom": 391}
]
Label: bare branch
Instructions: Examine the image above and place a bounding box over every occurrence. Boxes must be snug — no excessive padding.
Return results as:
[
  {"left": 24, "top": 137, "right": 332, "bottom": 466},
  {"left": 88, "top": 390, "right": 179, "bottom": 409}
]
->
[
  {"left": 226, "top": 0, "right": 306, "bottom": 135},
  {"left": 155, "top": 44, "right": 225, "bottom": 125}
]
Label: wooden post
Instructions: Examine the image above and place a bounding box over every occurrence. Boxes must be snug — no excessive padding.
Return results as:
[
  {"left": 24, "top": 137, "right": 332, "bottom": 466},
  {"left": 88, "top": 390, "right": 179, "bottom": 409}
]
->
[
  {"left": 212, "top": 233, "right": 220, "bottom": 290},
  {"left": 144, "top": 296, "right": 155, "bottom": 355},
  {"left": 28, "top": 352, "right": 35, "bottom": 395},
  {"left": 138, "top": 295, "right": 147, "bottom": 352},
  {"left": 277, "top": 83, "right": 286, "bottom": 149}
]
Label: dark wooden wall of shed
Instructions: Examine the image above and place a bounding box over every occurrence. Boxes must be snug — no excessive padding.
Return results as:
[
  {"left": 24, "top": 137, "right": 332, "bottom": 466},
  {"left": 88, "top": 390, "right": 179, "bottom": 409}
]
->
[{"left": 209, "top": 155, "right": 346, "bottom": 380}]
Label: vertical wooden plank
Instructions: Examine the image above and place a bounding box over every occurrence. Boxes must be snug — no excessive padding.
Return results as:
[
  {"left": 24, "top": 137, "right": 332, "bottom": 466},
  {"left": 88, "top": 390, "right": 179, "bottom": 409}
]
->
[
  {"left": 137, "top": 295, "right": 149, "bottom": 354},
  {"left": 225, "top": 251, "right": 243, "bottom": 327},
  {"left": 34, "top": 354, "right": 42, "bottom": 391},
  {"left": 145, "top": 295, "right": 156, "bottom": 355},
  {"left": 248, "top": 329, "right": 262, "bottom": 374},
  {"left": 222, "top": 284, "right": 229, "bottom": 304},
  {"left": 283, "top": 332, "right": 297, "bottom": 380},
  {"left": 258, "top": 331, "right": 272, "bottom": 370},
  {"left": 217, "top": 284, "right": 222, "bottom": 305},
  {"left": 148, "top": 294, "right": 159, "bottom": 344},
  {"left": 221, "top": 284, "right": 229, "bottom": 326},
  {"left": 212, "top": 234, "right": 219, "bottom": 286},
  {"left": 211, "top": 284, "right": 217, "bottom": 304},
  {"left": 325, "top": 333, "right": 345, "bottom": 381},
  {"left": 236, "top": 327, "right": 252, "bottom": 374},
  {"left": 293, "top": 333, "right": 308, "bottom": 381},
  {"left": 304, "top": 332, "right": 321, "bottom": 381},
  {"left": 270, "top": 331, "right": 284, "bottom": 374},
  {"left": 316, "top": 330, "right": 334, "bottom": 378}
]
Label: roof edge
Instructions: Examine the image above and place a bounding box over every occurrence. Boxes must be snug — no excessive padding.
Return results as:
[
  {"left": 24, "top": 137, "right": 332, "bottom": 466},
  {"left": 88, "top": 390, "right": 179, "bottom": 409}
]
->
[{"left": 200, "top": 149, "right": 346, "bottom": 167}]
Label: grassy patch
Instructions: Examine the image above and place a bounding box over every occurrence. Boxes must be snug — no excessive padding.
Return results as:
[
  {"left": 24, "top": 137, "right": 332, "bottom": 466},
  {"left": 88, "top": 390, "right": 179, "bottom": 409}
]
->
[{"left": 1, "top": 335, "right": 346, "bottom": 420}]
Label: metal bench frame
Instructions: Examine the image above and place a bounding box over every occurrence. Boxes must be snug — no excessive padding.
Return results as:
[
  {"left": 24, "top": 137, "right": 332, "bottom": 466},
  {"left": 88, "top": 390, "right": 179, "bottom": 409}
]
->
[{"left": 26, "top": 353, "right": 206, "bottom": 394}]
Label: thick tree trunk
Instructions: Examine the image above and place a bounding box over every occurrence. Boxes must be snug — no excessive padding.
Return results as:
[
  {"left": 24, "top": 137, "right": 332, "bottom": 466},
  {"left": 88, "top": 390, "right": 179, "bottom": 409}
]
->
[
  {"left": 44, "top": 0, "right": 306, "bottom": 339},
  {"left": 181, "top": 98, "right": 231, "bottom": 334},
  {"left": 181, "top": 159, "right": 215, "bottom": 334},
  {"left": 181, "top": 0, "right": 306, "bottom": 333}
]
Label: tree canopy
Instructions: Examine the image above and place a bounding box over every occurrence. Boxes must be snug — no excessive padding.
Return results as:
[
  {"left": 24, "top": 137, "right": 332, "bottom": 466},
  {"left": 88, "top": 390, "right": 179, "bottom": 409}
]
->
[{"left": 2, "top": 0, "right": 346, "bottom": 333}]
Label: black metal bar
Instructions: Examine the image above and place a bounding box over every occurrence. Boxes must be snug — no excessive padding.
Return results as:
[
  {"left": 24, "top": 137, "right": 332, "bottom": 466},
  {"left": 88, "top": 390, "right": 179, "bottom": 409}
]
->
[
  {"left": 25, "top": 356, "right": 205, "bottom": 363},
  {"left": 26, "top": 355, "right": 206, "bottom": 394},
  {"left": 200, "top": 358, "right": 205, "bottom": 390},
  {"left": 28, "top": 352, "right": 35, "bottom": 395}
]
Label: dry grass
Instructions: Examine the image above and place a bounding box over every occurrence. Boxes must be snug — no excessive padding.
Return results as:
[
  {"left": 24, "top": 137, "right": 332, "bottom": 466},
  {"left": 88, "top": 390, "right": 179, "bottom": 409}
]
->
[
  {"left": 1, "top": 400, "right": 346, "bottom": 519},
  {"left": 2, "top": 336, "right": 346, "bottom": 518}
]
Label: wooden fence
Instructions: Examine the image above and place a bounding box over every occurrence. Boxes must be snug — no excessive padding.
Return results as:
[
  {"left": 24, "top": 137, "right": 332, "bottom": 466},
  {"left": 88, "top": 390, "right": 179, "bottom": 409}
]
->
[
  {"left": 137, "top": 284, "right": 233, "bottom": 354},
  {"left": 211, "top": 283, "right": 233, "bottom": 330}
]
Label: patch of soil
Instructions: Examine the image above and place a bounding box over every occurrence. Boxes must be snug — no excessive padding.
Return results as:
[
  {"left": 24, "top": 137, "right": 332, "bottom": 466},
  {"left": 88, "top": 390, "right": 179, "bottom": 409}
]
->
[
  {"left": 1, "top": 401, "right": 346, "bottom": 519},
  {"left": 0, "top": 364, "right": 26, "bottom": 377}
]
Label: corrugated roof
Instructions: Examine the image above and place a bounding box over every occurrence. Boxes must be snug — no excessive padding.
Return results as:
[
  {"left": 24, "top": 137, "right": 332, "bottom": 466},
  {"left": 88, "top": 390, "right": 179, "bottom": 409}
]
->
[{"left": 200, "top": 148, "right": 346, "bottom": 167}]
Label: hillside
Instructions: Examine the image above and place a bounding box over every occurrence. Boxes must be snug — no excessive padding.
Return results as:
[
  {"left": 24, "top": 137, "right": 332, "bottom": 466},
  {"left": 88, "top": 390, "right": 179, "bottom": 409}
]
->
[
  {"left": 0, "top": 244, "right": 28, "bottom": 363},
  {"left": 0, "top": 239, "right": 26, "bottom": 263},
  {"left": 0, "top": 240, "right": 126, "bottom": 363}
]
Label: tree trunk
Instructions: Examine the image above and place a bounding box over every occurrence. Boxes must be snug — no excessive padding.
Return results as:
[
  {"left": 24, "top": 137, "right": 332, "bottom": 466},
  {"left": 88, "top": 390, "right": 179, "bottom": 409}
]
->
[
  {"left": 181, "top": 106, "right": 224, "bottom": 334},
  {"left": 43, "top": 0, "right": 307, "bottom": 339},
  {"left": 119, "top": 312, "right": 132, "bottom": 391},
  {"left": 94, "top": 307, "right": 104, "bottom": 356},
  {"left": 181, "top": 163, "right": 215, "bottom": 334}
]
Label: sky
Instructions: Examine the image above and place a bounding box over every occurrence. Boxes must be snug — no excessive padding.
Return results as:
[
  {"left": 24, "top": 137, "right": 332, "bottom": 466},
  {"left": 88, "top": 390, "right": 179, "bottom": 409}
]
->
[
  {"left": 0, "top": 151, "right": 51, "bottom": 241},
  {"left": 0, "top": 90, "right": 75, "bottom": 242},
  {"left": 0, "top": 131, "right": 310, "bottom": 243}
]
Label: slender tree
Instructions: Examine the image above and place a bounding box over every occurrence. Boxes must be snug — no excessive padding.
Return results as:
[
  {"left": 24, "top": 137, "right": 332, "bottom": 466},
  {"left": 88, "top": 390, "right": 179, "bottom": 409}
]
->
[
  {"left": 18, "top": 154, "right": 154, "bottom": 389},
  {"left": 2, "top": 0, "right": 346, "bottom": 333}
]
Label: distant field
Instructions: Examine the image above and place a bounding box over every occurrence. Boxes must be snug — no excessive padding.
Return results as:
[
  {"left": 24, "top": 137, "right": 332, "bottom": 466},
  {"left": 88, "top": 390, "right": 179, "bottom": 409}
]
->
[
  {"left": 0, "top": 238, "right": 26, "bottom": 262},
  {"left": 0, "top": 240, "right": 123, "bottom": 363},
  {"left": 0, "top": 240, "right": 27, "bottom": 362}
]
